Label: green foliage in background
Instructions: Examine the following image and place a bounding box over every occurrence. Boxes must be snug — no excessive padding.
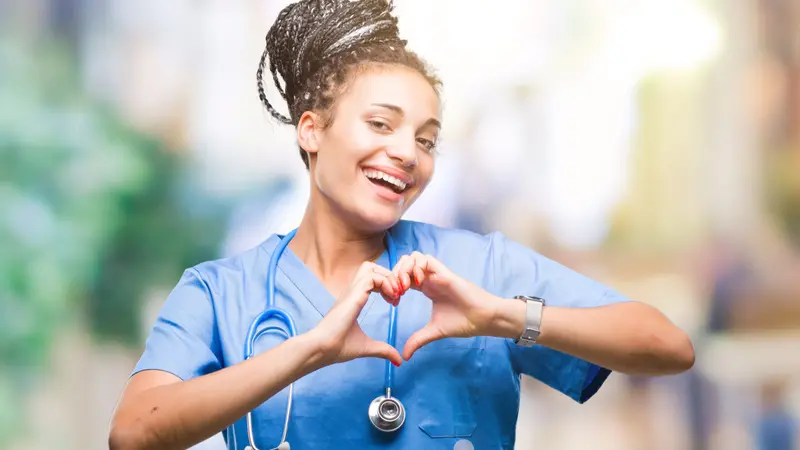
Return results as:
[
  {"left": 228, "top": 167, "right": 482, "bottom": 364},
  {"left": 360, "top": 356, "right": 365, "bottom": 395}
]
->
[{"left": 0, "top": 38, "right": 227, "bottom": 444}]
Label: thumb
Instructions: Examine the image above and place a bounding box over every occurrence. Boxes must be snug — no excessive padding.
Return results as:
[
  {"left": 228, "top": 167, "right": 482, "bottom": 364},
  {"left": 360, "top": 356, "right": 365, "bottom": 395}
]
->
[
  {"left": 402, "top": 324, "right": 442, "bottom": 360},
  {"left": 362, "top": 338, "right": 403, "bottom": 367}
]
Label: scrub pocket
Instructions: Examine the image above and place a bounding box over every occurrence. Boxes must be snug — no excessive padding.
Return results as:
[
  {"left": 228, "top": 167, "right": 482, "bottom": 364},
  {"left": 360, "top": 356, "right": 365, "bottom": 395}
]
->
[{"left": 416, "top": 335, "right": 485, "bottom": 439}]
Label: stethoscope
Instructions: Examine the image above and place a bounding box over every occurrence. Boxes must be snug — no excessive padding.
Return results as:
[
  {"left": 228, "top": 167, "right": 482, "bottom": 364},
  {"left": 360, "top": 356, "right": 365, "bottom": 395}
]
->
[{"left": 239, "top": 228, "right": 404, "bottom": 450}]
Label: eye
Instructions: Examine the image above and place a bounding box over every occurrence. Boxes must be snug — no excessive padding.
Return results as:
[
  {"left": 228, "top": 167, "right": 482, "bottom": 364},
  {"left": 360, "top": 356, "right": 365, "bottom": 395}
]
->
[
  {"left": 416, "top": 137, "right": 437, "bottom": 154},
  {"left": 367, "top": 119, "right": 392, "bottom": 132}
]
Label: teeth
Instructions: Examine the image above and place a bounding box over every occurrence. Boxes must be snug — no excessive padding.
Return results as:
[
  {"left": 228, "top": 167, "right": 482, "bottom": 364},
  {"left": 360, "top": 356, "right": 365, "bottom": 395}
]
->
[{"left": 363, "top": 169, "right": 407, "bottom": 191}]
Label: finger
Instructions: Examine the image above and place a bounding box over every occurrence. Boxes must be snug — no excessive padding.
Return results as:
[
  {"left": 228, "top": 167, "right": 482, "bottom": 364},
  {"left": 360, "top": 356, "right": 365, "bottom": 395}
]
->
[
  {"left": 386, "top": 271, "right": 401, "bottom": 297},
  {"left": 412, "top": 253, "right": 454, "bottom": 288},
  {"left": 368, "top": 272, "right": 402, "bottom": 308},
  {"left": 395, "top": 252, "right": 425, "bottom": 292},
  {"left": 362, "top": 338, "right": 403, "bottom": 367},
  {"left": 365, "top": 269, "right": 391, "bottom": 296},
  {"left": 363, "top": 263, "right": 390, "bottom": 285},
  {"left": 391, "top": 255, "right": 409, "bottom": 277},
  {"left": 413, "top": 266, "right": 426, "bottom": 286},
  {"left": 373, "top": 273, "right": 395, "bottom": 301},
  {"left": 402, "top": 324, "right": 442, "bottom": 360},
  {"left": 401, "top": 272, "right": 412, "bottom": 293},
  {"left": 408, "top": 252, "right": 429, "bottom": 288},
  {"left": 369, "top": 263, "right": 401, "bottom": 295},
  {"left": 392, "top": 255, "right": 414, "bottom": 291},
  {"left": 356, "top": 260, "right": 381, "bottom": 278},
  {"left": 343, "top": 264, "right": 387, "bottom": 309},
  {"left": 371, "top": 265, "right": 402, "bottom": 303}
]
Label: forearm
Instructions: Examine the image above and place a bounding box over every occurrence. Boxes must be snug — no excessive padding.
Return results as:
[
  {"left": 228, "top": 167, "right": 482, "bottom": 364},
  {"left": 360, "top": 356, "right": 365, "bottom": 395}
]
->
[
  {"left": 110, "top": 333, "right": 328, "bottom": 450},
  {"left": 489, "top": 299, "right": 695, "bottom": 376}
]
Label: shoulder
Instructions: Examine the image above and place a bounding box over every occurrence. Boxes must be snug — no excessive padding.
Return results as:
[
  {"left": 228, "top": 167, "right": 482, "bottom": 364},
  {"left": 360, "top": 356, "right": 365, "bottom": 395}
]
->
[{"left": 183, "top": 234, "right": 280, "bottom": 297}]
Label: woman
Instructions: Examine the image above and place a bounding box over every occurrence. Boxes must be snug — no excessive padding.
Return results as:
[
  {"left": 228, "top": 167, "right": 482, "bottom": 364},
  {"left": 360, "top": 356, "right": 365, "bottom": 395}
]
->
[{"left": 109, "top": 1, "right": 695, "bottom": 449}]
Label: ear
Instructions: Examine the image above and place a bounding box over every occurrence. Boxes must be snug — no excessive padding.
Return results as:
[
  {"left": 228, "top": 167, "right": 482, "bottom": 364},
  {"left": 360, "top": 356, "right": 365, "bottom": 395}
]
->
[{"left": 297, "top": 111, "right": 323, "bottom": 156}]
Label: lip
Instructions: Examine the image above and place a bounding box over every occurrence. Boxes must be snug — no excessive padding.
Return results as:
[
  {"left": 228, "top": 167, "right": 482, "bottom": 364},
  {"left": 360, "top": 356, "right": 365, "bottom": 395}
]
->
[
  {"left": 365, "top": 174, "right": 405, "bottom": 204},
  {"left": 361, "top": 164, "right": 414, "bottom": 188}
]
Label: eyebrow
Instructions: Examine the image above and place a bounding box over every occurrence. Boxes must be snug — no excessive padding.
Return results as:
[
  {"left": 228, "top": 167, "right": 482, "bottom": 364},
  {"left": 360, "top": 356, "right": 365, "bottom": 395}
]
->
[{"left": 372, "top": 103, "right": 441, "bottom": 130}]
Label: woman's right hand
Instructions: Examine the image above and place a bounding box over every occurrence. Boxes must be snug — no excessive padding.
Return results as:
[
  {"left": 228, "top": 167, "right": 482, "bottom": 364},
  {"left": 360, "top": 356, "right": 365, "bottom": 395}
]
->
[{"left": 308, "top": 261, "right": 403, "bottom": 367}]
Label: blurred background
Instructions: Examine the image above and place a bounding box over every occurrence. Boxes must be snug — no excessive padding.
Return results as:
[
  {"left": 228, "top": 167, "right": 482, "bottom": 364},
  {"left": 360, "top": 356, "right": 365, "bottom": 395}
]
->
[{"left": 2, "top": 0, "right": 799, "bottom": 449}]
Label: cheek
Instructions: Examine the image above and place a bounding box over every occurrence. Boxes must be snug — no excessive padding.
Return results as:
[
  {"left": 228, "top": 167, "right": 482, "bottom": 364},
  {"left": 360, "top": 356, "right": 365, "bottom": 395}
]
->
[
  {"left": 414, "top": 159, "right": 435, "bottom": 192},
  {"left": 313, "top": 136, "right": 368, "bottom": 196},
  {"left": 314, "top": 154, "right": 349, "bottom": 198}
]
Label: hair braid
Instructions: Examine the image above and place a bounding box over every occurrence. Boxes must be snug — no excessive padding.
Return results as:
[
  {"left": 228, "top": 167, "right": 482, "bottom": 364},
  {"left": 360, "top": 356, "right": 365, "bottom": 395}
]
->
[{"left": 257, "top": 45, "right": 291, "bottom": 124}]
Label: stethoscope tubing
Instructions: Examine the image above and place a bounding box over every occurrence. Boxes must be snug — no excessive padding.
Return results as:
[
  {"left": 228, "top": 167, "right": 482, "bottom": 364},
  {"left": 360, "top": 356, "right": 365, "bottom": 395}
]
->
[
  {"left": 241, "top": 228, "right": 400, "bottom": 449},
  {"left": 383, "top": 232, "right": 399, "bottom": 391}
]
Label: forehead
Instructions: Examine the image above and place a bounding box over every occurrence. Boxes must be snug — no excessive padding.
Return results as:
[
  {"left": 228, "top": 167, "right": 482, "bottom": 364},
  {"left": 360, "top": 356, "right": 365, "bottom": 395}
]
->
[{"left": 338, "top": 66, "right": 441, "bottom": 120}]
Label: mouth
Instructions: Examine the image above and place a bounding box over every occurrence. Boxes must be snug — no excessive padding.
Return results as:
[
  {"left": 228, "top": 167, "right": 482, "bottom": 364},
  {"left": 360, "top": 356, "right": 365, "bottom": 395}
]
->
[{"left": 363, "top": 168, "right": 411, "bottom": 195}]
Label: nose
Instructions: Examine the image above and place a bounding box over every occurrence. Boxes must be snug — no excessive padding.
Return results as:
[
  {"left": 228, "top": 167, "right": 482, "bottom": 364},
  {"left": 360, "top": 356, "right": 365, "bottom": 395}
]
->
[{"left": 385, "top": 135, "right": 418, "bottom": 168}]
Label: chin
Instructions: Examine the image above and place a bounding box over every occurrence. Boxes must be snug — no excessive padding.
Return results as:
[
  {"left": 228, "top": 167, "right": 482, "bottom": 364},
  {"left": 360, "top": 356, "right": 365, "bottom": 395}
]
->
[{"left": 352, "top": 203, "right": 404, "bottom": 232}]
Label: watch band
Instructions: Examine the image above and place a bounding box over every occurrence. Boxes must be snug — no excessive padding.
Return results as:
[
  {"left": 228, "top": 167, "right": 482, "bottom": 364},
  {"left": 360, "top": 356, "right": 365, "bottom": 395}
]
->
[{"left": 513, "top": 295, "right": 545, "bottom": 347}]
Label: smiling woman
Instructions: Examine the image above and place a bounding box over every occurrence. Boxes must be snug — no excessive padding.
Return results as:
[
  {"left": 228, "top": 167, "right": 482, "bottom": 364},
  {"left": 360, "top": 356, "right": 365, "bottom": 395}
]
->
[{"left": 108, "top": 1, "right": 694, "bottom": 450}]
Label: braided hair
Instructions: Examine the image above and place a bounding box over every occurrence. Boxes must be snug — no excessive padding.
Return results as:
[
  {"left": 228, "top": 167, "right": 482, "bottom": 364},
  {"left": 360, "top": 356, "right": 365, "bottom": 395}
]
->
[{"left": 257, "top": 0, "right": 441, "bottom": 168}]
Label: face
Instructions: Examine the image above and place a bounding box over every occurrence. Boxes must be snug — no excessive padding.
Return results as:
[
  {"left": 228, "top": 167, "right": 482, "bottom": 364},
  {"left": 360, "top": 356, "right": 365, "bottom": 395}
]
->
[{"left": 298, "top": 65, "right": 441, "bottom": 232}]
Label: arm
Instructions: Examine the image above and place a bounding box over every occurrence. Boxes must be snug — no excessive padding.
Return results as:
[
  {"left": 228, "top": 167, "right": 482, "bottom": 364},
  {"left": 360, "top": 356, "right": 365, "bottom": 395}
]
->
[
  {"left": 489, "top": 298, "right": 695, "bottom": 376},
  {"left": 110, "top": 262, "right": 403, "bottom": 450},
  {"left": 393, "top": 233, "right": 695, "bottom": 403},
  {"left": 109, "top": 333, "right": 326, "bottom": 450}
]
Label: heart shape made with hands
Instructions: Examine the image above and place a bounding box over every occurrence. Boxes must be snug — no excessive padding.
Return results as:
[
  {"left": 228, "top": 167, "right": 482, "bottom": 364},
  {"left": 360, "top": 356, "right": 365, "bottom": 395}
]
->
[{"left": 315, "top": 251, "right": 503, "bottom": 368}]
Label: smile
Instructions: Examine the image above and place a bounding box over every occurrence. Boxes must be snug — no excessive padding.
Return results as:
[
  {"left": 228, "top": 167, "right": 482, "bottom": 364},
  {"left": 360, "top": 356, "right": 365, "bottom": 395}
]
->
[{"left": 363, "top": 169, "right": 409, "bottom": 194}]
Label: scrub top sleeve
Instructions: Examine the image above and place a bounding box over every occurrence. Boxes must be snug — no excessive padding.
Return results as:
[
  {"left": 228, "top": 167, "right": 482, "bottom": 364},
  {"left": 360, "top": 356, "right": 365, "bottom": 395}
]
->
[
  {"left": 488, "top": 232, "right": 630, "bottom": 403},
  {"left": 132, "top": 268, "right": 223, "bottom": 381}
]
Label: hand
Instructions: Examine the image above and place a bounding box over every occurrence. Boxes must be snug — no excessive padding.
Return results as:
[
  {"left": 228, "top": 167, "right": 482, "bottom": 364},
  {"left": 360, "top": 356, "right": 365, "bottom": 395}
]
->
[
  {"left": 308, "top": 261, "right": 404, "bottom": 367},
  {"left": 392, "top": 252, "right": 499, "bottom": 360}
]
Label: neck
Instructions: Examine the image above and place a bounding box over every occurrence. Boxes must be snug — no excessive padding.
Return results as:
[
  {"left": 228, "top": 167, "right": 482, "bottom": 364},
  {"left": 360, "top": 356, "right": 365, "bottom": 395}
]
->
[{"left": 289, "top": 201, "right": 386, "bottom": 284}]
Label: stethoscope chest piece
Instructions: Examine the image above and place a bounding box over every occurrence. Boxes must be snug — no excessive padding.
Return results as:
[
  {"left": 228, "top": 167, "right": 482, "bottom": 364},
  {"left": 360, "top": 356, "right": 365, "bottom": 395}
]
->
[{"left": 368, "top": 389, "right": 405, "bottom": 432}]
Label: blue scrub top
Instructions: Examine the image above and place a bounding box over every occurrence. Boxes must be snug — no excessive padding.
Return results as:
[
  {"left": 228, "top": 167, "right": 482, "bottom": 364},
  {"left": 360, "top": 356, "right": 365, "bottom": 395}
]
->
[{"left": 133, "top": 220, "right": 629, "bottom": 449}]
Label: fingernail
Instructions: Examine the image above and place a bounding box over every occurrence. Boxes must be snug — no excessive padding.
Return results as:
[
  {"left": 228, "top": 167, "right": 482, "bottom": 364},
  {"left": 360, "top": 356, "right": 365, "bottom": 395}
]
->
[{"left": 392, "top": 361, "right": 399, "bottom": 367}]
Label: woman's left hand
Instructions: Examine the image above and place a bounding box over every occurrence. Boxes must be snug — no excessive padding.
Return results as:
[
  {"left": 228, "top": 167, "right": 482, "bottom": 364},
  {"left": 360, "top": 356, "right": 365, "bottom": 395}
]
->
[{"left": 392, "top": 252, "right": 499, "bottom": 360}]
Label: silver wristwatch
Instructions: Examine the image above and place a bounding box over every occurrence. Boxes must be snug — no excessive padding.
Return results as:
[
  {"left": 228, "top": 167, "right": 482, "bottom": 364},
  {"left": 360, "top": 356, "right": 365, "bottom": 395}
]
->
[{"left": 513, "top": 295, "right": 545, "bottom": 347}]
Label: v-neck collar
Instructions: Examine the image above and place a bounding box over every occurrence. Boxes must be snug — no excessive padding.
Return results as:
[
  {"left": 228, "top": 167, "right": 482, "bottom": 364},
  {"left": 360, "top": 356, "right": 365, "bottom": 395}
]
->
[{"left": 263, "top": 231, "right": 396, "bottom": 322}]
